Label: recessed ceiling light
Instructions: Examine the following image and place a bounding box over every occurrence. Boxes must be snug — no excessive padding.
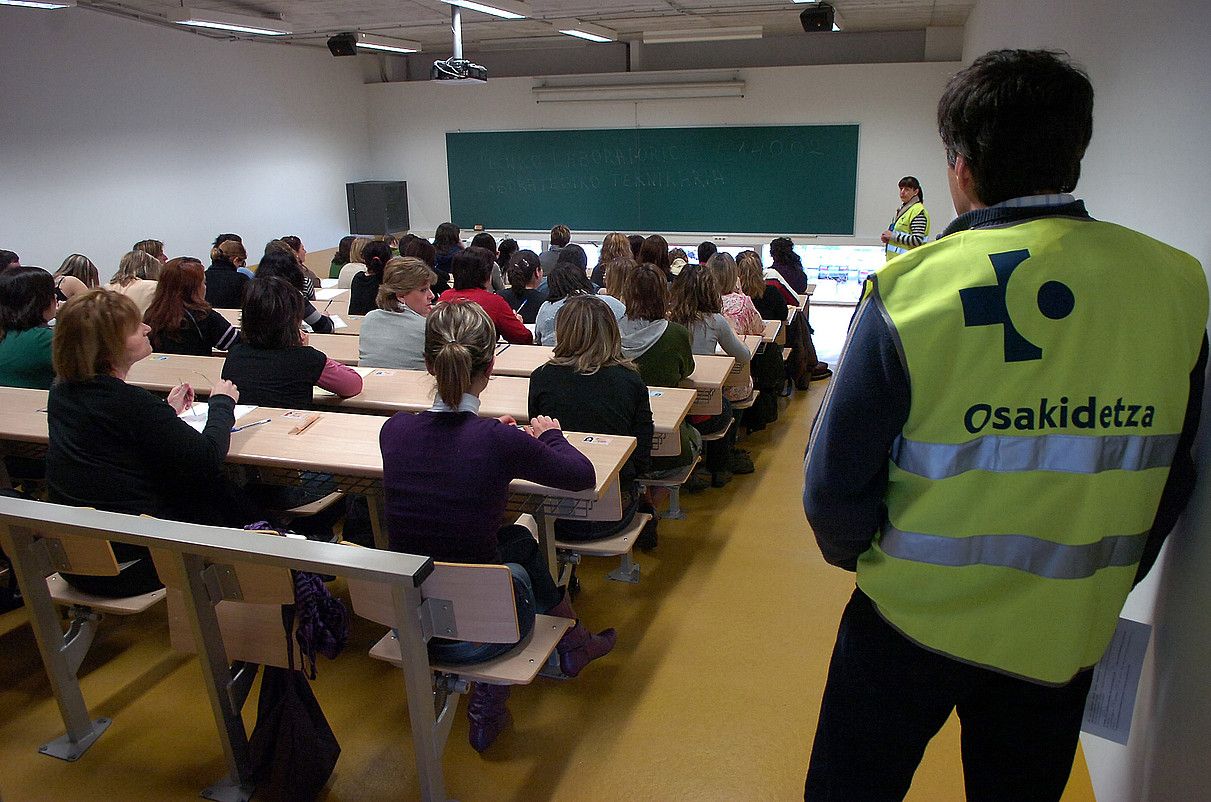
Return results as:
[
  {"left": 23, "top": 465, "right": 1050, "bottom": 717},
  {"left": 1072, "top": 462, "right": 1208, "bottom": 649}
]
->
[
  {"left": 355, "top": 33, "right": 421, "bottom": 54},
  {"left": 0, "top": 0, "right": 76, "bottom": 8},
  {"left": 169, "top": 7, "right": 292, "bottom": 36},
  {"left": 439, "top": 0, "right": 530, "bottom": 20},
  {"left": 551, "top": 19, "right": 617, "bottom": 43}
]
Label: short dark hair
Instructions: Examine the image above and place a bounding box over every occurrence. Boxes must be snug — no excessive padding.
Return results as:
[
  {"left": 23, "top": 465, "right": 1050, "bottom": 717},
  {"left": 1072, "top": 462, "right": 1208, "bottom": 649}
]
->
[
  {"left": 697, "top": 241, "right": 717, "bottom": 263},
  {"left": 898, "top": 176, "right": 923, "bottom": 203},
  {"left": 0, "top": 265, "right": 55, "bottom": 339},
  {"left": 401, "top": 236, "right": 437, "bottom": 268},
  {"left": 938, "top": 49, "right": 1093, "bottom": 206},
  {"left": 362, "top": 240, "right": 393, "bottom": 278},
  {"left": 627, "top": 234, "right": 644, "bottom": 260},
  {"left": 557, "top": 243, "right": 588, "bottom": 270},
  {"left": 451, "top": 246, "right": 495, "bottom": 290},
  {"left": 470, "top": 232, "right": 497, "bottom": 253},
  {"left": 0, "top": 250, "right": 19, "bottom": 271},
  {"left": 497, "top": 238, "right": 519, "bottom": 268},
  {"left": 433, "top": 222, "right": 461, "bottom": 254},
  {"left": 550, "top": 225, "right": 571, "bottom": 248},
  {"left": 254, "top": 249, "right": 305, "bottom": 290},
  {"left": 241, "top": 276, "right": 304, "bottom": 349},
  {"left": 545, "top": 262, "right": 594, "bottom": 304},
  {"left": 212, "top": 233, "right": 242, "bottom": 248}
]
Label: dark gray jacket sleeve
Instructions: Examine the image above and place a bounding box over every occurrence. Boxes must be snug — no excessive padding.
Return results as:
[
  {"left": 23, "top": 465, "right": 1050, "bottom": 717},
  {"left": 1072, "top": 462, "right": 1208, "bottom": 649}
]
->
[{"left": 802, "top": 294, "right": 910, "bottom": 570}]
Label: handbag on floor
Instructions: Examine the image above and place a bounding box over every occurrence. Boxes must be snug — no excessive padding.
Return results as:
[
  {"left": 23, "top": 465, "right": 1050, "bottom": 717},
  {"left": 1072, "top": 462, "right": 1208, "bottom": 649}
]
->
[{"left": 246, "top": 570, "right": 347, "bottom": 800}]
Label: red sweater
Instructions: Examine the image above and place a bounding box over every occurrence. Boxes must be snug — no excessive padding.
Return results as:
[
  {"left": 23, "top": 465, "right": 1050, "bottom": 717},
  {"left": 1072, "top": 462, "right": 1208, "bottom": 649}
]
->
[{"left": 439, "top": 287, "right": 534, "bottom": 344}]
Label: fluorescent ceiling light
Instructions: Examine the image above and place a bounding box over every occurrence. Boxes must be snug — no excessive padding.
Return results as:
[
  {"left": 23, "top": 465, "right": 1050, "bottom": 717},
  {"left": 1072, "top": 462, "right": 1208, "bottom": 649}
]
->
[
  {"left": 355, "top": 33, "right": 421, "bottom": 54},
  {"left": 169, "top": 7, "right": 292, "bottom": 36},
  {"left": 440, "top": 0, "right": 530, "bottom": 20},
  {"left": 551, "top": 19, "right": 616, "bottom": 43},
  {"left": 791, "top": 1, "right": 820, "bottom": 4},
  {"left": 643, "top": 26, "right": 762, "bottom": 44},
  {"left": 0, "top": 0, "right": 76, "bottom": 7}
]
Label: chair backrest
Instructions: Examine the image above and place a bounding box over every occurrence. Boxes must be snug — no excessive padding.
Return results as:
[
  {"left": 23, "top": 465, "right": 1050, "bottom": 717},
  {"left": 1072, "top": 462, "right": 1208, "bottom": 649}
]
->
[
  {"left": 348, "top": 561, "right": 520, "bottom": 644},
  {"left": 49, "top": 533, "right": 122, "bottom": 577},
  {"left": 337, "top": 263, "right": 365, "bottom": 289},
  {"left": 151, "top": 543, "right": 297, "bottom": 668}
]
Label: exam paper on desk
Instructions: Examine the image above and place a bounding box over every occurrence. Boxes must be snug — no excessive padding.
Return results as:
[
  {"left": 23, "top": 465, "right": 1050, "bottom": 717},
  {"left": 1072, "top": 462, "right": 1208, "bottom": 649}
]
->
[{"left": 179, "top": 404, "right": 259, "bottom": 432}]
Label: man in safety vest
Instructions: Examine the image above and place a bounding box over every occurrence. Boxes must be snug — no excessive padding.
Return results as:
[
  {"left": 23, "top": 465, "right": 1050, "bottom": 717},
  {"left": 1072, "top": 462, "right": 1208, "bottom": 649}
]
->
[{"left": 802, "top": 49, "right": 1207, "bottom": 801}]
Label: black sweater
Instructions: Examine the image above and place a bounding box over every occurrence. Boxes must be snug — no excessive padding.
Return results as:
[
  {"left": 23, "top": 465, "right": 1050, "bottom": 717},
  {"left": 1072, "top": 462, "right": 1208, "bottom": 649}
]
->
[{"left": 204, "top": 261, "right": 249, "bottom": 309}]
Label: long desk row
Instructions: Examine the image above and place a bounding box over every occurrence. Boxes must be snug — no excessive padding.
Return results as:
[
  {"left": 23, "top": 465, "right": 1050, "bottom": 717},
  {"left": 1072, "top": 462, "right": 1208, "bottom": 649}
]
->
[{"left": 126, "top": 354, "right": 694, "bottom": 457}]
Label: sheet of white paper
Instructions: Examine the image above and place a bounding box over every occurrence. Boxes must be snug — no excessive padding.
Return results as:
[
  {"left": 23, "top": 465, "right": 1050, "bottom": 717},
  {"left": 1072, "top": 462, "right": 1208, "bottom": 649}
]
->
[
  {"left": 179, "top": 404, "right": 259, "bottom": 432},
  {"left": 329, "top": 314, "right": 348, "bottom": 330},
  {"left": 1081, "top": 617, "right": 1151, "bottom": 745},
  {"left": 320, "top": 278, "right": 339, "bottom": 289},
  {"left": 314, "top": 288, "right": 347, "bottom": 301}
]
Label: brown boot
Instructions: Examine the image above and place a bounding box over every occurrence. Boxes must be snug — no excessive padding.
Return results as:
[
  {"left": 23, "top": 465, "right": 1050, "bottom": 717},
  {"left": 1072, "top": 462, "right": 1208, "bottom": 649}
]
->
[
  {"left": 466, "top": 682, "right": 511, "bottom": 752},
  {"left": 548, "top": 591, "right": 616, "bottom": 678}
]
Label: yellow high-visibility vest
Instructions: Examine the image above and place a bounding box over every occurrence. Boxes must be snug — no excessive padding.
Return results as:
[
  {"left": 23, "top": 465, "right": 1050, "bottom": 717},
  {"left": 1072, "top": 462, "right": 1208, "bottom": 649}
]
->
[
  {"left": 886, "top": 201, "right": 931, "bottom": 260},
  {"left": 858, "top": 216, "right": 1207, "bottom": 683}
]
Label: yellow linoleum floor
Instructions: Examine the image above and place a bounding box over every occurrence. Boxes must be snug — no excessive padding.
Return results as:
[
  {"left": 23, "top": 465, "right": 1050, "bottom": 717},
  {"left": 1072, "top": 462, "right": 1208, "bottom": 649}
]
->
[{"left": 0, "top": 379, "right": 1096, "bottom": 801}]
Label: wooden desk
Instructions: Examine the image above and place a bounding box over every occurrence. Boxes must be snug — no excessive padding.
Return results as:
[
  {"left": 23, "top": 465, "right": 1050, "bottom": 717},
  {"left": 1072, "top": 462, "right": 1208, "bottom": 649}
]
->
[
  {"left": 683, "top": 354, "right": 735, "bottom": 415},
  {"left": 217, "top": 307, "right": 363, "bottom": 337},
  {"left": 128, "top": 353, "right": 223, "bottom": 394},
  {"left": 307, "top": 332, "right": 360, "bottom": 365},
  {"left": 719, "top": 334, "right": 761, "bottom": 388},
  {"left": 490, "top": 343, "right": 554, "bottom": 377},
  {"left": 313, "top": 369, "right": 694, "bottom": 457},
  {"left": 761, "top": 319, "right": 782, "bottom": 343}
]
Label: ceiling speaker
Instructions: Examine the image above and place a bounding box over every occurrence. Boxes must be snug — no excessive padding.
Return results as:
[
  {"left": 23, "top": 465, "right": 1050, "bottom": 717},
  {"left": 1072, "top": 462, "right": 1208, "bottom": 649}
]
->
[{"left": 800, "top": 4, "right": 835, "bottom": 32}]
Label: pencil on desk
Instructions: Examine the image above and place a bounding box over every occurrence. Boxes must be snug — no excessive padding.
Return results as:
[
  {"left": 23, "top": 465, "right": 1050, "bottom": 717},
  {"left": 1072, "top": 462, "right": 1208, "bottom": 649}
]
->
[{"left": 289, "top": 413, "right": 322, "bottom": 435}]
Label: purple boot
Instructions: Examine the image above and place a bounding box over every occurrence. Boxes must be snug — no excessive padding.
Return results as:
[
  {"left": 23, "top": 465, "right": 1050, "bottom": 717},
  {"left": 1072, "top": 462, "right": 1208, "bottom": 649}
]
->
[
  {"left": 466, "top": 682, "right": 511, "bottom": 752},
  {"left": 548, "top": 591, "right": 617, "bottom": 678}
]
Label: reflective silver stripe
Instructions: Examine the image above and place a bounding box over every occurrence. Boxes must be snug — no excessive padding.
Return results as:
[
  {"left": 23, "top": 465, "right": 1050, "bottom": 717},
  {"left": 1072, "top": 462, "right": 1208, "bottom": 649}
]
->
[
  {"left": 892, "top": 433, "right": 1179, "bottom": 480},
  {"left": 886, "top": 243, "right": 908, "bottom": 255},
  {"left": 880, "top": 526, "right": 1148, "bottom": 580}
]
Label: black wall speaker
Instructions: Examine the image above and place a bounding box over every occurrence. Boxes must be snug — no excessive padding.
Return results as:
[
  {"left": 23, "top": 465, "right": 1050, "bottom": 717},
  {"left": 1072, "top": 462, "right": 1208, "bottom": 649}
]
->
[
  {"left": 347, "top": 181, "right": 409, "bottom": 235},
  {"left": 327, "top": 33, "right": 358, "bottom": 56},
  {"left": 800, "top": 4, "right": 835, "bottom": 32}
]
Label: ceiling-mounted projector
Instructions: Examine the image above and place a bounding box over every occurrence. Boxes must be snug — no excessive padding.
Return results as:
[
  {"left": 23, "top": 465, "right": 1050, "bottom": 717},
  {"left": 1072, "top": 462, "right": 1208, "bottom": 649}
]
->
[{"left": 431, "top": 57, "right": 487, "bottom": 83}]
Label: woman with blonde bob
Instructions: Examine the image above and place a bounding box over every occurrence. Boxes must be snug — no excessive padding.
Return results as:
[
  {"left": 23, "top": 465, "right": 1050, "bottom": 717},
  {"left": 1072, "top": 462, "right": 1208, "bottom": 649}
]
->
[
  {"left": 46, "top": 289, "right": 247, "bottom": 597},
  {"left": 380, "top": 299, "right": 617, "bottom": 753},
  {"left": 358, "top": 256, "right": 436, "bottom": 370},
  {"left": 601, "top": 256, "right": 637, "bottom": 305},
  {"left": 106, "top": 249, "right": 162, "bottom": 315},
  {"left": 530, "top": 295, "right": 654, "bottom": 542},
  {"left": 590, "top": 231, "right": 632, "bottom": 286}
]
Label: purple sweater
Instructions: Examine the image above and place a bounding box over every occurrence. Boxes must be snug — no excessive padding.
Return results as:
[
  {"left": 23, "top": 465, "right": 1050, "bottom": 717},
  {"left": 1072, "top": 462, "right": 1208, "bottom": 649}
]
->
[{"left": 381, "top": 411, "right": 596, "bottom": 563}]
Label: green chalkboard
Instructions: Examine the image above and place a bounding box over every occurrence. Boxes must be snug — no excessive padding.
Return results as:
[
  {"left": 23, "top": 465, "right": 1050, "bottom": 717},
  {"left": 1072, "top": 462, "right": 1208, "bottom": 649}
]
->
[{"left": 445, "top": 125, "right": 858, "bottom": 235}]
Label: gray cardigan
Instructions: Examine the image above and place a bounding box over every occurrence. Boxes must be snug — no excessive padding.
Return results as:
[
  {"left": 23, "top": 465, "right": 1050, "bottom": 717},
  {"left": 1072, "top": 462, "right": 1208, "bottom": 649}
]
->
[{"left": 358, "top": 307, "right": 427, "bottom": 370}]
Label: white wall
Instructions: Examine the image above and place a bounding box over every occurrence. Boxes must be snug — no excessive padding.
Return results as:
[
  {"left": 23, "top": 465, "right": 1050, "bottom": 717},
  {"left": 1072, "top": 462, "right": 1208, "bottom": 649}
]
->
[
  {"left": 364, "top": 62, "right": 960, "bottom": 246},
  {"left": 0, "top": 7, "right": 369, "bottom": 276},
  {"left": 962, "top": 2, "right": 1211, "bottom": 800}
]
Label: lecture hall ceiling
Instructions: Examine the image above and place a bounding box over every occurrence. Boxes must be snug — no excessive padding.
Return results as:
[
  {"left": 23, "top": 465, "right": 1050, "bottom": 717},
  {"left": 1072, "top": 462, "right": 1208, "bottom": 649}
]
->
[{"left": 83, "top": 1, "right": 975, "bottom": 50}]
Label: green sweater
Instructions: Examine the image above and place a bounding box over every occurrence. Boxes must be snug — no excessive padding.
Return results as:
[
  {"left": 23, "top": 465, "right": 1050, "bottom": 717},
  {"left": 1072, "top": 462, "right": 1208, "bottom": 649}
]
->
[
  {"left": 0, "top": 326, "right": 54, "bottom": 389},
  {"left": 624, "top": 320, "right": 697, "bottom": 470}
]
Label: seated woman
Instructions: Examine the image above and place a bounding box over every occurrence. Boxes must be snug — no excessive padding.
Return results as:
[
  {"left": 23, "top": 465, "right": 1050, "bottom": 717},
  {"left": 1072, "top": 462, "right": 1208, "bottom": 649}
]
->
[
  {"left": 329, "top": 235, "right": 355, "bottom": 279},
  {"left": 133, "top": 238, "right": 168, "bottom": 266},
  {"left": 669, "top": 263, "right": 752, "bottom": 486},
  {"left": 767, "top": 236, "right": 829, "bottom": 387},
  {"left": 46, "top": 289, "right": 250, "bottom": 597},
  {"left": 639, "top": 235, "right": 673, "bottom": 282},
  {"left": 438, "top": 246, "right": 533, "bottom": 344},
  {"left": 707, "top": 252, "right": 762, "bottom": 401},
  {"left": 380, "top": 299, "right": 615, "bottom": 752},
  {"left": 222, "top": 276, "right": 361, "bottom": 409},
  {"left": 106, "top": 250, "right": 162, "bottom": 315},
  {"left": 222, "top": 277, "right": 361, "bottom": 539},
  {"left": 618, "top": 264, "right": 703, "bottom": 487},
  {"left": 735, "top": 250, "right": 786, "bottom": 431},
  {"left": 145, "top": 257, "right": 240, "bottom": 355},
  {"left": 348, "top": 240, "right": 392, "bottom": 316},
  {"left": 432, "top": 222, "right": 462, "bottom": 295},
  {"left": 534, "top": 262, "right": 624, "bottom": 347},
  {"left": 0, "top": 265, "right": 56, "bottom": 389},
  {"left": 204, "top": 238, "right": 250, "bottom": 308},
  {"left": 279, "top": 235, "right": 323, "bottom": 290},
  {"left": 358, "top": 256, "right": 435, "bottom": 370},
  {"left": 254, "top": 249, "right": 335, "bottom": 334},
  {"left": 53, "top": 254, "right": 100, "bottom": 303},
  {"left": 589, "top": 232, "right": 631, "bottom": 287},
  {"left": 498, "top": 249, "right": 546, "bottom": 324},
  {"left": 470, "top": 231, "right": 506, "bottom": 293},
  {"left": 529, "top": 296, "right": 654, "bottom": 542},
  {"left": 600, "top": 256, "right": 637, "bottom": 305}
]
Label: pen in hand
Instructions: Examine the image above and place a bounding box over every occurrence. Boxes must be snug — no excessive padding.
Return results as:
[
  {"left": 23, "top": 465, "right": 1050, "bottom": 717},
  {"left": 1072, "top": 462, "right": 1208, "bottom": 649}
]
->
[{"left": 231, "top": 418, "right": 272, "bottom": 433}]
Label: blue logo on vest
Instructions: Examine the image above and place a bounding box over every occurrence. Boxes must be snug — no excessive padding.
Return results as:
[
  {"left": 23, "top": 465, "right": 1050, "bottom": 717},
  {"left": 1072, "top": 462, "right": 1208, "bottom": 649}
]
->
[{"left": 960, "top": 249, "right": 1074, "bottom": 362}]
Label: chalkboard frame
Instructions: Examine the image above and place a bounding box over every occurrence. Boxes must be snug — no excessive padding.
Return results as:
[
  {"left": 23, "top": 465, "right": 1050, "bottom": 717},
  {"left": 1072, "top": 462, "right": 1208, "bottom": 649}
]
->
[{"left": 445, "top": 124, "right": 859, "bottom": 237}]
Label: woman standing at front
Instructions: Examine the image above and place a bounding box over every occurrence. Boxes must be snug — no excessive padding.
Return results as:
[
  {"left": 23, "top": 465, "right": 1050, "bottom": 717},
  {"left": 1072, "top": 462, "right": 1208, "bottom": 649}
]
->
[
  {"left": 882, "top": 175, "right": 930, "bottom": 260},
  {"left": 380, "top": 300, "right": 616, "bottom": 752}
]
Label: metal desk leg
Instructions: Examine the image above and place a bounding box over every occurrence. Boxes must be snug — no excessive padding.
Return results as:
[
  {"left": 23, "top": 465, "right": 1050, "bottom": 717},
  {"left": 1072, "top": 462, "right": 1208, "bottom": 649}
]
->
[
  {"left": 1, "top": 526, "right": 111, "bottom": 761},
  {"left": 175, "top": 553, "right": 255, "bottom": 802},
  {"left": 389, "top": 582, "right": 449, "bottom": 802},
  {"left": 532, "top": 505, "right": 558, "bottom": 578}
]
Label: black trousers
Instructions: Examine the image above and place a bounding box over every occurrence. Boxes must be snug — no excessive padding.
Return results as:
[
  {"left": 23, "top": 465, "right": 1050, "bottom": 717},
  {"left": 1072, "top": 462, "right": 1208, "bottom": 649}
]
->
[{"left": 805, "top": 589, "right": 1094, "bottom": 802}]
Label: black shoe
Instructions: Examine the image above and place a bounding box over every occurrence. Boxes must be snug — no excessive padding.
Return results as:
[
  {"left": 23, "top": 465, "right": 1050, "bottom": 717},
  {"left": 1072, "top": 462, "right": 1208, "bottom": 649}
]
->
[
  {"left": 711, "top": 470, "right": 733, "bottom": 488},
  {"left": 684, "top": 471, "right": 711, "bottom": 494},
  {"left": 729, "top": 452, "right": 755, "bottom": 474}
]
